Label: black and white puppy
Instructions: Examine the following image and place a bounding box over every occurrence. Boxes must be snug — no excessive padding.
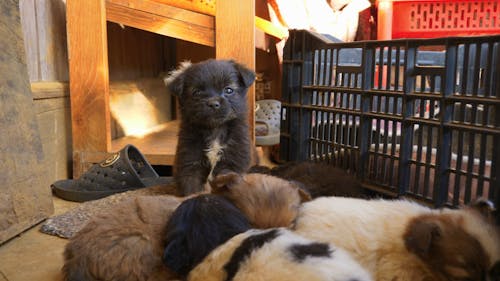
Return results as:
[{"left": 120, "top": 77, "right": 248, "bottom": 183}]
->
[
  {"left": 162, "top": 194, "right": 251, "bottom": 277},
  {"left": 165, "top": 59, "right": 256, "bottom": 196},
  {"left": 188, "top": 228, "right": 373, "bottom": 281}
]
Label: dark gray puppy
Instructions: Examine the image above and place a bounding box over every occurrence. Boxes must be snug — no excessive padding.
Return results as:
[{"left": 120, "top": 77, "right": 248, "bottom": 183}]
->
[{"left": 165, "top": 59, "right": 255, "bottom": 196}]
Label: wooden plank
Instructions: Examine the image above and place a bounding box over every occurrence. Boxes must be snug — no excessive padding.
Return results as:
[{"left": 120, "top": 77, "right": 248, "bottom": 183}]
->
[
  {"left": 106, "top": 1, "right": 215, "bottom": 47},
  {"left": 0, "top": 0, "right": 53, "bottom": 244},
  {"left": 31, "top": 81, "right": 69, "bottom": 99},
  {"left": 66, "top": 0, "right": 111, "bottom": 173},
  {"left": 107, "top": 0, "right": 214, "bottom": 28},
  {"left": 255, "top": 16, "right": 288, "bottom": 40},
  {"left": 35, "top": 0, "right": 68, "bottom": 81},
  {"left": 34, "top": 95, "right": 72, "bottom": 184},
  {"left": 150, "top": 0, "right": 215, "bottom": 16},
  {"left": 215, "top": 0, "right": 256, "bottom": 142},
  {"left": 19, "top": 0, "right": 39, "bottom": 81}
]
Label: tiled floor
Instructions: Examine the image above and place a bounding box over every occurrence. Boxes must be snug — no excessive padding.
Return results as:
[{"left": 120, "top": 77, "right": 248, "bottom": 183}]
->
[{"left": 0, "top": 197, "right": 80, "bottom": 281}]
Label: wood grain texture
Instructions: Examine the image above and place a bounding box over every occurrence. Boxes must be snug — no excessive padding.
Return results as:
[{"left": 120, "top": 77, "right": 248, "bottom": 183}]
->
[
  {"left": 19, "top": 0, "right": 39, "bottom": 81},
  {"left": 106, "top": 1, "right": 214, "bottom": 47},
  {"left": 0, "top": 0, "right": 53, "bottom": 243},
  {"left": 35, "top": 0, "right": 68, "bottom": 81},
  {"left": 216, "top": 0, "right": 256, "bottom": 142},
  {"left": 31, "top": 81, "right": 69, "bottom": 99},
  {"left": 106, "top": 23, "right": 167, "bottom": 81},
  {"left": 108, "top": 0, "right": 214, "bottom": 28},
  {"left": 19, "top": 0, "right": 68, "bottom": 82},
  {"left": 67, "top": 0, "right": 111, "bottom": 158},
  {"left": 151, "top": 0, "right": 215, "bottom": 15}
]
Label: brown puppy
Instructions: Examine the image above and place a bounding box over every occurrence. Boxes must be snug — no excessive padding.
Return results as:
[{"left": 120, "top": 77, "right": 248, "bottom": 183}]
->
[
  {"left": 210, "top": 172, "right": 312, "bottom": 228},
  {"left": 250, "top": 161, "right": 369, "bottom": 198},
  {"left": 404, "top": 200, "right": 500, "bottom": 281},
  {"left": 62, "top": 172, "right": 308, "bottom": 281},
  {"left": 62, "top": 195, "right": 182, "bottom": 281}
]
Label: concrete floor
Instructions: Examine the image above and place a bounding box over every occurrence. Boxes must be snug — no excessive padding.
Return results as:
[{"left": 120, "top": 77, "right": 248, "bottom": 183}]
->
[
  {"left": 0, "top": 148, "right": 277, "bottom": 281},
  {"left": 0, "top": 197, "right": 80, "bottom": 281}
]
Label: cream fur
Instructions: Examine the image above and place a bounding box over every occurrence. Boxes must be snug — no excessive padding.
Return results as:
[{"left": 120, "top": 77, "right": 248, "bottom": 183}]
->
[
  {"left": 293, "top": 197, "right": 500, "bottom": 281},
  {"left": 163, "top": 60, "right": 192, "bottom": 86},
  {"left": 188, "top": 228, "right": 372, "bottom": 281},
  {"left": 205, "top": 138, "right": 225, "bottom": 181}
]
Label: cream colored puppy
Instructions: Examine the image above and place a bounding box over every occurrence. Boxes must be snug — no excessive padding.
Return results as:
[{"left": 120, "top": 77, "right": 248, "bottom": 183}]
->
[{"left": 293, "top": 197, "right": 500, "bottom": 281}]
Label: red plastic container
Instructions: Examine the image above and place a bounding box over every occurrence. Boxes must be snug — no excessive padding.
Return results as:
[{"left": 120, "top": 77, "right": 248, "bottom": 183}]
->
[{"left": 377, "top": 0, "right": 500, "bottom": 39}]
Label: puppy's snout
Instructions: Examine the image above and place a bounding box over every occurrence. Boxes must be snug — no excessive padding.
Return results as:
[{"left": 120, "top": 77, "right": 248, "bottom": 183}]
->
[{"left": 207, "top": 99, "right": 221, "bottom": 109}]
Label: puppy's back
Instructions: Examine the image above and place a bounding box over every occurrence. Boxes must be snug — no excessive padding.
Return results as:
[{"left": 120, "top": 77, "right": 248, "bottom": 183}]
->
[
  {"left": 62, "top": 195, "right": 181, "bottom": 281},
  {"left": 188, "top": 228, "right": 373, "bottom": 281}
]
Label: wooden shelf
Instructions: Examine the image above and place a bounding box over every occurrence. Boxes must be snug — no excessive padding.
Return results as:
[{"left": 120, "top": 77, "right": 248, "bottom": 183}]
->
[
  {"left": 106, "top": 0, "right": 215, "bottom": 47},
  {"left": 111, "top": 121, "right": 179, "bottom": 165}
]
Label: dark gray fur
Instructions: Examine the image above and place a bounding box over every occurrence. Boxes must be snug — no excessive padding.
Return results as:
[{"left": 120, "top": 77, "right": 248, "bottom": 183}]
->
[{"left": 166, "top": 59, "right": 255, "bottom": 195}]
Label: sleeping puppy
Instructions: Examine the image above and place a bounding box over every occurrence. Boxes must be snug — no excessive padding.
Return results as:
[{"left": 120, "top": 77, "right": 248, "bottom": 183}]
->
[
  {"left": 62, "top": 195, "right": 182, "bottom": 281},
  {"left": 210, "top": 171, "right": 311, "bottom": 228},
  {"left": 249, "top": 161, "right": 370, "bottom": 198},
  {"left": 188, "top": 228, "right": 373, "bottom": 281},
  {"left": 61, "top": 172, "right": 308, "bottom": 281},
  {"left": 165, "top": 59, "right": 256, "bottom": 196},
  {"left": 293, "top": 197, "right": 500, "bottom": 281},
  {"left": 162, "top": 194, "right": 251, "bottom": 277}
]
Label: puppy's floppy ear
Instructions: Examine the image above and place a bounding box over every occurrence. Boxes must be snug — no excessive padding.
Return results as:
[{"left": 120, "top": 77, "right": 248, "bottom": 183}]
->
[
  {"left": 288, "top": 180, "right": 312, "bottom": 202},
  {"left": 469, "top": 198, "right": 499, "bottom": 225},
  {"left": 163, "top": 61, "right": 192, "bottom": 97},
  {"left": 210, "top": 171, "right": 243, "bottom": 193},
  {"left": 231, "top": 60, "right": 256, "bottom": 88},
  {"left": 297, "top": 187, "right": 312, "bottom": 202},
  {"left": 404, "top": 216, "right": 442, "bottom": 258}
]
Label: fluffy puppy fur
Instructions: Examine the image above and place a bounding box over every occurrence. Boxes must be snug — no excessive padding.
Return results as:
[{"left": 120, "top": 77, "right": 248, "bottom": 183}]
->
[
  {"left": 210, "top": 172, "right": 312, "bottom": 228},
  {"left": 62, "top": 195, "right": 182, "bottom": 281},
  {"left": 163, "top": 194, "right": 251, "bottom": 277},
  {"left": 165, "top": 59, "right": 256, "bottom": 196},
  {"left": 249, "top": 161, "right": 370, "bottom": 198},
  {"left": 293, "top": 197, "right": 500, "bottom": 281},
  {"left": 61, "top": 172, "right": 309, "bottom": 281},
  {"left": 188, "top": 228, "right": 373, "bottom": 281}
]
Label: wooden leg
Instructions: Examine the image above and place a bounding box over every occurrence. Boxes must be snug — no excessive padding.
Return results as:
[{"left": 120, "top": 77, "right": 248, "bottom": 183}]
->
[
  {"left": 215, "top": 0, "right": 256, "bottom": 143},
  {"left": 67, "top": 0, "right": 111, "bottom": 177}
]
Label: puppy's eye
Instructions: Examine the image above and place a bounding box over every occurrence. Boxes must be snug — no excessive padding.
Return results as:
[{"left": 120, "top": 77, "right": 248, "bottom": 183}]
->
[
  {"left": 192, "top": 89, "right": 201, "bottom": 96},
  {"left": 223, "top": 87, "right": 234, "bottom": 95}
]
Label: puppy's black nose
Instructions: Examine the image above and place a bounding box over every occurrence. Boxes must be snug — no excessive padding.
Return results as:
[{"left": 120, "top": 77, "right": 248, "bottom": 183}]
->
[{"left": 208, "top": 100, "right": 221, "bottom": 109}]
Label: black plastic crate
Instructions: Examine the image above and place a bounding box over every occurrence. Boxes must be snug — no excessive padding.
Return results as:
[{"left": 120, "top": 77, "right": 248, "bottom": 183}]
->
[{"left": 280, "top": 29, "right": 500, "bottom": 207}]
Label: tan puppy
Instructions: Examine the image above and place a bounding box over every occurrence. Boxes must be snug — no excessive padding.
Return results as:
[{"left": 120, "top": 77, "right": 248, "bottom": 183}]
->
[
  {"left": 188, "top": 228, "right": 373, "bottom": 281},
  {"left": 293, "top": 197, "right": 500, "bottom": 281},
  {"left": 210, "top": 172, "right": 311, "bottom": 228},
  {"left": 62, "top": 195, "right": 182, "bottom": 281}
]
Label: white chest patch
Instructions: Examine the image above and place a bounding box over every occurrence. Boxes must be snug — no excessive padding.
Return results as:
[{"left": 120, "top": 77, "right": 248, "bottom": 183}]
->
[{"left": 205, "top": 139, "right": 225, "bottom": 181}]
